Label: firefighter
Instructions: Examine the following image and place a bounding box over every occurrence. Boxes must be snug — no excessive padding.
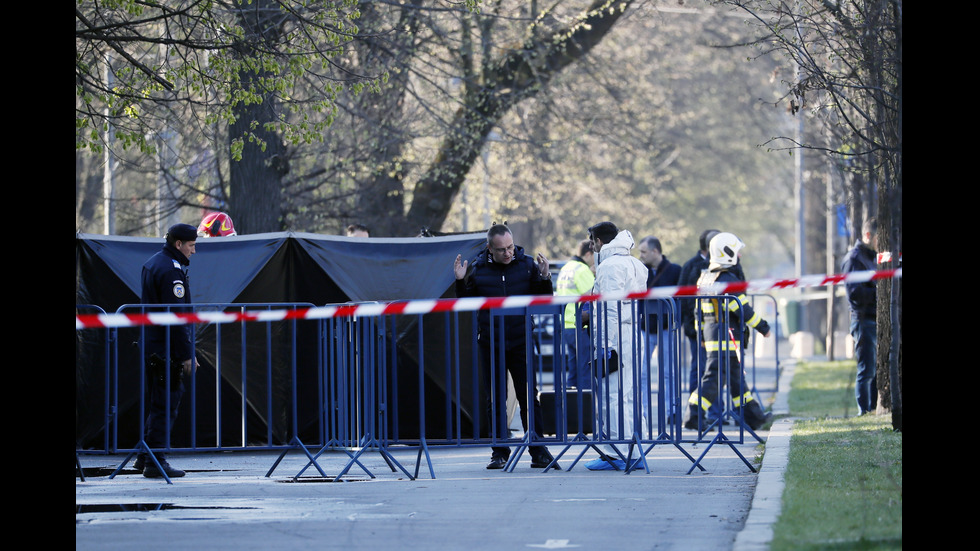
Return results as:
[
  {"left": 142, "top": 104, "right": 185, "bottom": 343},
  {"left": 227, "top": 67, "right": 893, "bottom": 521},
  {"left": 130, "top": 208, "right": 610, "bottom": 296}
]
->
[
  {"left": 684, "top": 232, "right": 772, "bottom": 433},
  {"left": 198, "top": 211, "right": 237, "bottom": 237}
]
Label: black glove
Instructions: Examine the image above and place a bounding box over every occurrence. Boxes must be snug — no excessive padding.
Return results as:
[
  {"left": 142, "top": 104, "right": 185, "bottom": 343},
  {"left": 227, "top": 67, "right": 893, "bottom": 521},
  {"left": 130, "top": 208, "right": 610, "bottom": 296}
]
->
[
  {"left": 589, "top": 349, "right": 621, "bottom": 378},
  {"left": 147, "top": 353, "right": 183, "bottom": 383}
]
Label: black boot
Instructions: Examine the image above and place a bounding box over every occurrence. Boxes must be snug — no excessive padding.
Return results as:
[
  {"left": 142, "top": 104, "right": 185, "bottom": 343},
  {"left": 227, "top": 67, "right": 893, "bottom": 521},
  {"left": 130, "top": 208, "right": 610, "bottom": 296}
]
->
[
  {"left": 486, "top": 453, "right": 508, "bottom": 470},
  {"left": 683, "top": 404, "right": 702, "bottom": 431},
  {"left": 530, "top": 447, "right": 560, "bottom": 470},
  {"left": 740, "top": 401, "right": 772, "bottom": 431},
  {"left": 142, "top": 456, "right": 186, "bottom": 478}
]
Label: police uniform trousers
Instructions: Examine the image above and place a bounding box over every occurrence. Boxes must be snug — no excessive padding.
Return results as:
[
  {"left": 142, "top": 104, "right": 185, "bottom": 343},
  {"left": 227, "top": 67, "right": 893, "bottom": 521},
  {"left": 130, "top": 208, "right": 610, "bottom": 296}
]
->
[{"left": 143, "top": 360, "right": 186, "bottom": 451}]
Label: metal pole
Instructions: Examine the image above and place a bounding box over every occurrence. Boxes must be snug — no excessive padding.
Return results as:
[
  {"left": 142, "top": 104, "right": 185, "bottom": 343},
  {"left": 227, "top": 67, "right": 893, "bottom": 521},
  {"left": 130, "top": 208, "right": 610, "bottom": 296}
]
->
[
  {"left": 103, "top": 57, "right": 115, "bottom": 235},
  {"left": 825, "top": 167, "right": 835, "bottom": 359},
  {"left": 481, "top": 145, "right": 491, "bottom": 229}
]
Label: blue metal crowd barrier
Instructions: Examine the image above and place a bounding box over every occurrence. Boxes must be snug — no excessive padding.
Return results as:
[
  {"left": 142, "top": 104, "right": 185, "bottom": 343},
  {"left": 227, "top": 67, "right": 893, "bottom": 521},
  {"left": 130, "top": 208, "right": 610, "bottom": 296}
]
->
[
  {"left": 76, "top": 304, "right": 112, "bottom": 480},
  {"left": 683, "top": 294, "right": 758, "bottom": 473},
  {"left": 744, "top": 293, "right": 783, "bottom": 398},
  {"left": 75, "top": 302, "right": 322, "bottom": 482},
  {"left": 75, "top": 294, "right": 780, "bottom": 482}
]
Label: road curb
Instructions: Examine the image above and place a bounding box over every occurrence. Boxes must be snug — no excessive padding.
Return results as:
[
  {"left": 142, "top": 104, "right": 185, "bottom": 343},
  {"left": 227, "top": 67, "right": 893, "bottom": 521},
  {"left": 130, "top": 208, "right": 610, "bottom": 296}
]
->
[{"left": 733, "top": 359, "right": 797, "bottom": 551}]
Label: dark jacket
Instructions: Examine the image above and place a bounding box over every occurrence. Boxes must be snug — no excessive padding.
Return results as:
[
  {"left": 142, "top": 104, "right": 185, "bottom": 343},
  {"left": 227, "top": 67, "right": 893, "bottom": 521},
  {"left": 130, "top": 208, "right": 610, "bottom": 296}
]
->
[
  {"left": 140, "top": 243, "right": 195, "bottom": 363},
  {"left": 455, "top": 245, "right": 553, "bottom": 349},
  {"left": 643, "top": 255, "right": 682, "bottom": 332},
  {"left": 841, "top": 240, "right": 877, "bottom": 320},
  {"left": 678, "top": 251, "right": 708, "bottom": 338}
]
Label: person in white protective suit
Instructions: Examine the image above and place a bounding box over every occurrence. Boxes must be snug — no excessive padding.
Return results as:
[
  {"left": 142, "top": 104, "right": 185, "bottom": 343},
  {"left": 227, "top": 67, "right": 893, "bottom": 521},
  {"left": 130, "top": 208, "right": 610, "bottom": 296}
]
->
[{"left": 585, "top": 221, "right": 650, "bottom": 471}]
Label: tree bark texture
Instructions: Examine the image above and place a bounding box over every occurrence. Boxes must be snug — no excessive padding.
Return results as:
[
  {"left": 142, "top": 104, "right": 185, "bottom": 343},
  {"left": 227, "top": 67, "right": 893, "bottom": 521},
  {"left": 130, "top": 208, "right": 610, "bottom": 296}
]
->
[
  {"left": 349, "top": 0, "right": 423, "bottom": 236},
  {"left": 404, "top": 0, "right": 635, "bottom": 233},
  {"left": 227, "top": 0, "right": 288, "bottom": 235}
]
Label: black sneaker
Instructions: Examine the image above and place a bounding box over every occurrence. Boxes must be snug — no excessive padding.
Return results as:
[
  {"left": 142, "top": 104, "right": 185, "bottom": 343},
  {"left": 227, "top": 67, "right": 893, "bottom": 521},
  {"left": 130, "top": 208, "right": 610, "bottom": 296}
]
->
[{"left": 143, "top": 459, "right": 186, "bottom": 478}]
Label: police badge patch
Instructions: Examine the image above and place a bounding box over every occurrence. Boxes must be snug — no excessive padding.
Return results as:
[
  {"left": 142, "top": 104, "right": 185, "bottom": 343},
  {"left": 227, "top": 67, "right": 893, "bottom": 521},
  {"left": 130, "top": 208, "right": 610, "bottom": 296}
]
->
[{"left": 173, "top": 282, "right": 185, "bottom": 298}]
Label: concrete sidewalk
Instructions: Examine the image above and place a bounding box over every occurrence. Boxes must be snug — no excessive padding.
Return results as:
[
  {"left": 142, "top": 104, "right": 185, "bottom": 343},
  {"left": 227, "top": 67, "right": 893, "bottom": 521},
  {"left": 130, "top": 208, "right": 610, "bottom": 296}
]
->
[
  {"left": 734, "top": 360, "right": 794, "bottom": 551},
  {"left": 76, "top": 363, "right": 794, "bottom": 551}
]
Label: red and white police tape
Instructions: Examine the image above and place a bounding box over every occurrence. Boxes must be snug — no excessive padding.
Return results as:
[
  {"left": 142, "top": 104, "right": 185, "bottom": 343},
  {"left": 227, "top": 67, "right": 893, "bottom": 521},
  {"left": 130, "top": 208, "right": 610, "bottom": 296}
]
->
[{"left": 75, "top": 268, "right": 902, "bottom": 330}]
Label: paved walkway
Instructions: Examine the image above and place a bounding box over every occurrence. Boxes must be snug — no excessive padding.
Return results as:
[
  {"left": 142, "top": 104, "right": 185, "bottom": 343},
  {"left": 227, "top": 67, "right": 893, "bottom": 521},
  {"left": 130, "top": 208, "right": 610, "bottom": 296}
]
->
[
  {"left": 76, "top": 362, "right": 795, "bottom": 551},
  {"left": 734, "top": 360, "right": 794, "bottom": 551}
]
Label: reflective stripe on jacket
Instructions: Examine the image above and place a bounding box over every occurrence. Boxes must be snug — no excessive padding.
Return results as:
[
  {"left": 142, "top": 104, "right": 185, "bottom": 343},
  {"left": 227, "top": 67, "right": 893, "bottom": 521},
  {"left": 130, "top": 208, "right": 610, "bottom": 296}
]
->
[{"left": 696, "top": 269, "right": 769, "bottom": 353}]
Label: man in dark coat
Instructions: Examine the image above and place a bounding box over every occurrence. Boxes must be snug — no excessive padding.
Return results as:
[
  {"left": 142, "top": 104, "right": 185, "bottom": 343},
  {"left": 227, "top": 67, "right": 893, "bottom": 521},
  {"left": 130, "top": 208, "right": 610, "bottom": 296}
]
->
[
  {"left": 637, "top": 236, "right": 682, "bottom": 419},
  {"left": 454, "top": 224, "right": 557, "bottom": 470},
  {"left": 842, "top": 217, "right": 878, "bottom": 415}
]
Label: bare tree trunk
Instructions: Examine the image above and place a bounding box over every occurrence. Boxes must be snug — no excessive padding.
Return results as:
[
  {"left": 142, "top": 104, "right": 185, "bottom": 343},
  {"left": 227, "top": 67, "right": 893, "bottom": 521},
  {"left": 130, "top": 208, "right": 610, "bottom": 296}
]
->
[
  {"left": 889, "top": 0, "right": 903, "bottom": 433},
  {"left": 869, "top": 0, "right": 902, "bottom": 431},
  {"left": 226, "top": 0, "right": 288, "bottom": 235},
  {"left": 874, "top": 182, "right": 901, "bottom": 431},
  {"left": 348, "top": 0, "right": 423, "bottom": 237},
  {"left": 228, "top": 105, "right": 288, "bottom": 234},
  {"left": 405, "top": 0, "right": 635, "bottom": 232},
  {"left": 888, "top": 260, "right": 902, "bottom": 431}
]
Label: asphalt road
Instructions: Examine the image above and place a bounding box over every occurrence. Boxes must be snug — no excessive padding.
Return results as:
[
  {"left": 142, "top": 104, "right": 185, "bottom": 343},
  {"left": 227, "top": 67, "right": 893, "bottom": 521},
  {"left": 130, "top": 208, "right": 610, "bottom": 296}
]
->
[
  {"left": 77, "top": 352, "right": 790, "bottom": 551},
  {"left": 77, "top": 437, "right": 770, "bottom": 551}
]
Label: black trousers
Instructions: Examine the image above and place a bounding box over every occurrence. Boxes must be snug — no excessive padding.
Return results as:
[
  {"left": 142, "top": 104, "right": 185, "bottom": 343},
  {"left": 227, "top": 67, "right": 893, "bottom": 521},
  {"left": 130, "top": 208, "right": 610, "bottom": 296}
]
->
[
  {"left": 143, "top": 356, "right": 185, "bottom": 452},
  {"left": 479, "top": 341, "right": 547, "bottom": 459}
]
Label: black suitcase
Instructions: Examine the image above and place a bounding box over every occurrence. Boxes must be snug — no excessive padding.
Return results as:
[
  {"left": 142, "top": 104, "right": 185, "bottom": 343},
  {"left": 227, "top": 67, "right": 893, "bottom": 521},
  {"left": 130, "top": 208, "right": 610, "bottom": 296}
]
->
[{"left": 539, "top": 389, "right": 594, "bottom": 435}]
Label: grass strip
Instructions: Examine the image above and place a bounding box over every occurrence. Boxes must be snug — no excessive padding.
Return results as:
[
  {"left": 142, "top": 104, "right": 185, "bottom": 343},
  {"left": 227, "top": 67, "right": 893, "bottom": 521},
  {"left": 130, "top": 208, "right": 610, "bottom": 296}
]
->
[{"left": 769, "top": 360, "right": 902, "bottom": 551}]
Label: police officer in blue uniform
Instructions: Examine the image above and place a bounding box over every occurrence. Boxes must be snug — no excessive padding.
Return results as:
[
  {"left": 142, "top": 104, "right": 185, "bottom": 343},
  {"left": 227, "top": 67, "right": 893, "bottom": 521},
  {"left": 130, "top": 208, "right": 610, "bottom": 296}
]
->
[{"left": 134, "top": 223, "right": 200, "bottom": 478}]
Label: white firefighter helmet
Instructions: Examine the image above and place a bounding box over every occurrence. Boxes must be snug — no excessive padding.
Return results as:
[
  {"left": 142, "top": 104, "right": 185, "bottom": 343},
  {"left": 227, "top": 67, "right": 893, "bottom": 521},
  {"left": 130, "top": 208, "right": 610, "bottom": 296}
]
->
[{"left": 708, "top": 232, "right": 744, "bottom": 270}]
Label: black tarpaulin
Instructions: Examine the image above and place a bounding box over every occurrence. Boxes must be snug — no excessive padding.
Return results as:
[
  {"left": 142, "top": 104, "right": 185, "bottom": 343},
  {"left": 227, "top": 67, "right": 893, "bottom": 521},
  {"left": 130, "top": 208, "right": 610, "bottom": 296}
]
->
[{"left": 76, "top": 231, "right": 487, "bottom": 450}]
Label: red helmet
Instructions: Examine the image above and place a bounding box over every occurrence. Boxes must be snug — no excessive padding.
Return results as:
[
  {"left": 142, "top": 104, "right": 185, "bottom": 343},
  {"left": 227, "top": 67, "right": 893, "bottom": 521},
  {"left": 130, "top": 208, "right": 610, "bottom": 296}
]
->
[{"left": 198, "top": 211, "right": 237, "bottom": 237}]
